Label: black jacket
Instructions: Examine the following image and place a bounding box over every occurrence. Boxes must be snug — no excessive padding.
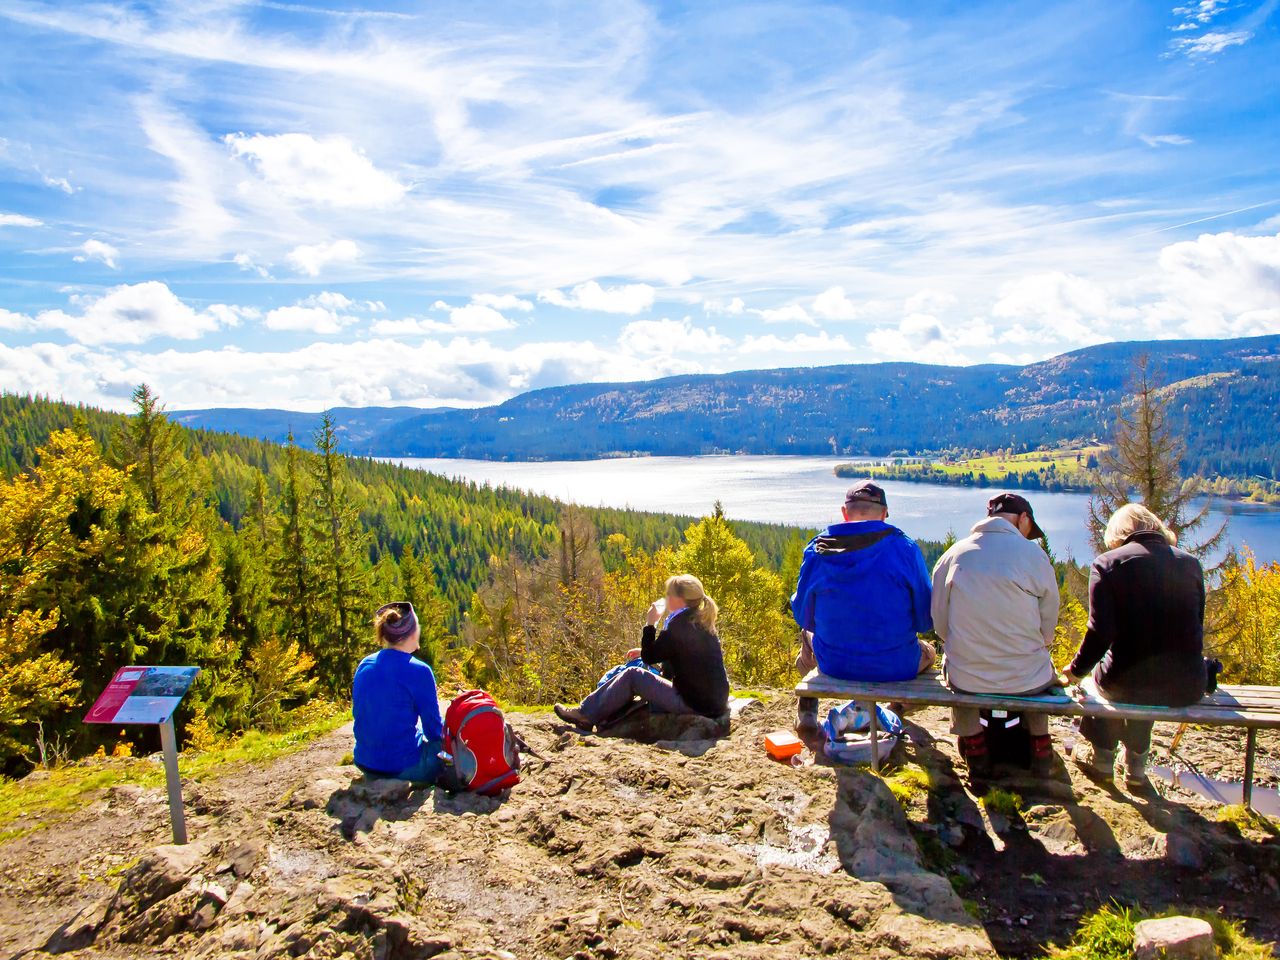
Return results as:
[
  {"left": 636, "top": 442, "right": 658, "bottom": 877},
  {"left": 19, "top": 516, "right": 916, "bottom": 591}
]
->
[
  {"left": 640, "top": 611, "right": 730, "bottom": 717},
  {"left": 1068, "top": 531, "right": 1206, "bottom": 706}
]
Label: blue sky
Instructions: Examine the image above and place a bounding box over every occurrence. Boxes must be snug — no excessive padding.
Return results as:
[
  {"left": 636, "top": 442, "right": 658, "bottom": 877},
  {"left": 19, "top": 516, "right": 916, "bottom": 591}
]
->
[{"left": 1, "top": 0, "right": 1278, "bottom": 411}]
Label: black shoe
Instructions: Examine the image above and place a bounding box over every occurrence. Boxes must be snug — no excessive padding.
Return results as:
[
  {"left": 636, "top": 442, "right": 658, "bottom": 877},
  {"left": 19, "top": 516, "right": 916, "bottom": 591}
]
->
[
  {"left": 796, "top": 697, "right": 820, "bottom": 734},
  {"left": 958, "top": 733, "right": 992, "bottom": 779},
  {"left": 554, "top": 704, "right": 593, "bottom": 730}
]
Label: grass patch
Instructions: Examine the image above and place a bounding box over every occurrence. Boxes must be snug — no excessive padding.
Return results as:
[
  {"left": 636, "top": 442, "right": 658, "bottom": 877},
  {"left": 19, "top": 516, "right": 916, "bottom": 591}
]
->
[
  {"left": 1214, "top": 804, "right": 1278, "bottom": 835},
  {"left": 980, "top": 787, "right": 1024, "bottom": 818},
  {"left": 730, "top": 689, "right": 774, "bottom": 703},
  {"left": 1046, "top": 904, "right": 1275, "bottom": 960},
  {"left": 881, "top": 763, "right": 936, "bottom": 805},
  {"left": 0, "top": 708, "right": 350, "bottom": 845}
]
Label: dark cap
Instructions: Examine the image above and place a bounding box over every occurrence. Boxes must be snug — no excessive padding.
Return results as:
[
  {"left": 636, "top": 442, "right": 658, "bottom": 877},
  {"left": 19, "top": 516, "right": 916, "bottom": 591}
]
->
[
  {"left": 845, "top": 479, "right": 887, "bottom": 508},
  {"left": 987, "top": 493, "right": 1045, "bottom": 540},
  {"left": 375, "top": 601, "right": 418, "bottom": 642}
]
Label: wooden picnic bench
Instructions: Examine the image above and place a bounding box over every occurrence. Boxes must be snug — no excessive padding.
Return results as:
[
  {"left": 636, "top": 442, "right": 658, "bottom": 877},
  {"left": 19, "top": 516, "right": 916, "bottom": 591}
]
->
[{"left": 796, "top": 669, "right": 1280, "bottom": 810}]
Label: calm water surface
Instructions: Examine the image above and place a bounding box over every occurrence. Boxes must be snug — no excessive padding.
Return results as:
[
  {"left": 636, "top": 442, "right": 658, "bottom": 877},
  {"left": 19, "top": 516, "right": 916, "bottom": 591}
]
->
[{"left": 393, "top": 455, "right": 1280, "bottom": 564}]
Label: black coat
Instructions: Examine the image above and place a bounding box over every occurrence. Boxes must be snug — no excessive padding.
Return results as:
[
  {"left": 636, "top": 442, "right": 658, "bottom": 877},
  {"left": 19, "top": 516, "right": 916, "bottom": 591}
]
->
[
  {"left": 640, "top": 610, "right": 731, "bottom": 717},
  {"left": 1068, "top": 531, "right": 1206, "bottom": 706}
]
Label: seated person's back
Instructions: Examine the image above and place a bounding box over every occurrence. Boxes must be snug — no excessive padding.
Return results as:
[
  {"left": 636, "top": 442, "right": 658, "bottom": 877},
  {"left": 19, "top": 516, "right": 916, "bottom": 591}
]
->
[
  {"left": 791, "top": 480, "right": 933, "bottom": 682},
  {"left": 352, "top": 602, "right": 444, "bottom": 783},
  {"left": 931, "top": 506, "right": 1058, "bottom": 694}
]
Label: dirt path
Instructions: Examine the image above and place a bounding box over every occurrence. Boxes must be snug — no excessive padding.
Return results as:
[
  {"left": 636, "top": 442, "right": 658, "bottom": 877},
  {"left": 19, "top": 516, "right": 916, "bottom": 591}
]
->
[{"left": 0, "top": 698, "right": 1276, "bottom": 959}]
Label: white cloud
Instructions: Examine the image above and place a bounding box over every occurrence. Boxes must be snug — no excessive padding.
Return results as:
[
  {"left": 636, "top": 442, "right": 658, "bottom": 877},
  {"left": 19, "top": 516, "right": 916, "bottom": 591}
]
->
[
  {"left": 33, "top": 281, "right": 238, "bottom": 344},
  {"left": 286, "top": 239, "right": 360, "bottom": 277},
  {"left": 1140, "top": 134, "right": 1193, "bottom": 147},
  {"left": 41, "top": 173, "right": 75, "bottom": 194},
  {"left": 370, "top": 302, "right": 517, "bottom": 336},
  {"left": 703, "top": 297, "right": 745, "bottom": 316},
  {"left": 1173, "top": 30, "right": 1253, "bottom": 57},
  {"left": 264, "top": 305, "right": 355, "bottom": 334},
  {"left": 617, "top": 317, "right": 731, "bottom": 355},
  {"left": 234, "top": 252, "right": 271, "bottom": 277},
  {"left": 1147, "top": 230, "right": 1280, "bottom": 336},
  {"left": 73, "top": 239, "right": 120, "bottom": 269},
  {"left": 904, "top": 289, "right": 959, "bottom": 315},
  {"left": 539, "top": 281, "right": 655, "bottom": 315},
  {"left": 0, "top": 213, "right": 42, "bottom": 228},
  {"left": 739, "top": 331, "right": 853, "bottom": 354},
  {"left": 812, "top": 286, "right": 863, "bottom": 321},
  {"left": 753, "top": 304, "right": 815, "bottom": 326},
  {"left": 991, "top": 271, "right": 1111, "bottom": 343},
  {"left": 225, "top": 132, "right": 407, "bottom": 208}
]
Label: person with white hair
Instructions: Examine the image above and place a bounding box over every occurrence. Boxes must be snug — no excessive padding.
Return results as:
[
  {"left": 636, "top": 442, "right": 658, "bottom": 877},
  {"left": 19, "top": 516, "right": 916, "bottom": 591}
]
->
[{"left": 1062, "top": 503, "right": 1208, "bottom": 788}]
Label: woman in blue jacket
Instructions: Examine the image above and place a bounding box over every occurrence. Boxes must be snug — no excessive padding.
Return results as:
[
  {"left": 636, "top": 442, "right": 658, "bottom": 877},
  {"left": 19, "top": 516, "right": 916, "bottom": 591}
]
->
[{"left": 351, "top": 601, "right": 444, "bottom": 784}]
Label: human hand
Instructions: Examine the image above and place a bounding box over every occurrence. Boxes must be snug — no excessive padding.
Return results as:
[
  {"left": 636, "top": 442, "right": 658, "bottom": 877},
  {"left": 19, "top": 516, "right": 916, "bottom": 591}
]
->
[
  {"left": 646, "top": 603, "right": 662, "bottom": 626},
  {"left": 626, "top": 647, "right": 641, "bottom": 660}
]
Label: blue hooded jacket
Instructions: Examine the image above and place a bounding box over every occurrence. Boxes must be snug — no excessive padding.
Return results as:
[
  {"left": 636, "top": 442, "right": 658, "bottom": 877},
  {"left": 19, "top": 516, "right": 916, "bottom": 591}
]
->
[{"left": 791, "top": 520, "right": 933, "bottom": 682}]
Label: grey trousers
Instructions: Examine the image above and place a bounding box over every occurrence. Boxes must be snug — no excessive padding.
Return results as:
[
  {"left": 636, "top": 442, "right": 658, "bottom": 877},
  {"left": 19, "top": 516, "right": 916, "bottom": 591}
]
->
[{"left": 578, "top": 666, "right": 694, "bottom": 725}]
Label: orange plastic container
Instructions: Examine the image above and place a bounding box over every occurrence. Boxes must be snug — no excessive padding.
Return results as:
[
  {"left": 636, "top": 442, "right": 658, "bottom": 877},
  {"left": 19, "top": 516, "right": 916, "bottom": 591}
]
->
[{"left": 765, "top": 730, "right": 804, "bottom": 761}]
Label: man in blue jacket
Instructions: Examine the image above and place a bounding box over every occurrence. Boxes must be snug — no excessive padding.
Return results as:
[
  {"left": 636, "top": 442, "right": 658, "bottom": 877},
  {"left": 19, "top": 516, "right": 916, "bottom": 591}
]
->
[{"left": 791, "top": 480, "right": 936, "bottom": 732}]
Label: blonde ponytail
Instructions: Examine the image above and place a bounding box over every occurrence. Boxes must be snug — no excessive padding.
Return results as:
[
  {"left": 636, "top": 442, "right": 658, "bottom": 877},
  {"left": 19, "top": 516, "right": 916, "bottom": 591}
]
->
[{"left": 665, "top": 574, "right": 718, "bottom": 632}]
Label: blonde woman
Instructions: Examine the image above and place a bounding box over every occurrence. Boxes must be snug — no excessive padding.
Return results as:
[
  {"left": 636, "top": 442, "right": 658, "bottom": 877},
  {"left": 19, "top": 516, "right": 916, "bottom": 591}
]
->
[
  {"left": 1063, "top": 504, "right": 1207, "bottom": 788},
  {"left": 555, "top": 574, "right": 730, "bottom": 730}
]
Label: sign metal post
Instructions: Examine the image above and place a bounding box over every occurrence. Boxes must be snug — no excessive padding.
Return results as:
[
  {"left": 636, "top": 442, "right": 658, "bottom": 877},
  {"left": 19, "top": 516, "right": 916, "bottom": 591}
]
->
[
  {"left": 85, "top": 665, "right": 200, "bottom": 845},
  {"left": 158, "top": 716, "right": 188, "bottom": 845}
]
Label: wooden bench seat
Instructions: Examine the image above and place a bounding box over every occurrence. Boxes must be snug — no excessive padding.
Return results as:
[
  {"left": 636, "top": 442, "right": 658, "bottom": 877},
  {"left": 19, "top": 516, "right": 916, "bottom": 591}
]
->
[{"left": 796, "top": 669, "right": 1280, "bottom": 809}]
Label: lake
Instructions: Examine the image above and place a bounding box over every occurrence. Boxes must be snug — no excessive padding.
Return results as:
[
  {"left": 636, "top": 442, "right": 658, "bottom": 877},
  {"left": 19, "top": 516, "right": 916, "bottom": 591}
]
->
[{"left": 392, "top": 455, "right": 1280, "bottom": 564}]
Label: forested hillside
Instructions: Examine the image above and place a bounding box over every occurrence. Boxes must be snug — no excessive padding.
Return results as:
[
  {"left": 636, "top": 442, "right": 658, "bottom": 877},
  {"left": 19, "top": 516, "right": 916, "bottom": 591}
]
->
[
  {"left": 171, "top": 335, "right": 1280, "bottom": 479},
  {"left": 0, "top": 391, "right": 811, "bottom": 770}
]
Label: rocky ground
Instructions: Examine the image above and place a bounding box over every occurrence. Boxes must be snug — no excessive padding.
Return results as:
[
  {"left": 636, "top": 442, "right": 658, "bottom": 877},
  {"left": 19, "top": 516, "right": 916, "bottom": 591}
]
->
[{"left": 0, "top": 697, "right": 1276, "bottom": 960}]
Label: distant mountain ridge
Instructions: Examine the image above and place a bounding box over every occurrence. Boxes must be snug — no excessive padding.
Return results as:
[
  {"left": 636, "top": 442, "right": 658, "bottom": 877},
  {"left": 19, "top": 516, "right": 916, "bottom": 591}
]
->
[{"left": 173, "top": 335, "right": 1280, "bottom": 478}]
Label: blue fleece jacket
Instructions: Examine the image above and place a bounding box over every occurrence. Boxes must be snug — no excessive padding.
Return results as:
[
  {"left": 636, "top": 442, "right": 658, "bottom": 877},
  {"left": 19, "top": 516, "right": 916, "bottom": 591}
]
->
[
  {"left": 791, "top": 520, "right": 933, "bottom": 682},
  {"left": 352, "top": 648, "right": 443, "bottom": 774}
]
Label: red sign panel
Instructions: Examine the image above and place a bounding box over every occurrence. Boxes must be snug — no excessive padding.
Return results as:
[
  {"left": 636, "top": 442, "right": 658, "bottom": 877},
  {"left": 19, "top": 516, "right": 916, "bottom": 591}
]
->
[{"left": 84, "top": 666, "right": 199, "bottom": 725}]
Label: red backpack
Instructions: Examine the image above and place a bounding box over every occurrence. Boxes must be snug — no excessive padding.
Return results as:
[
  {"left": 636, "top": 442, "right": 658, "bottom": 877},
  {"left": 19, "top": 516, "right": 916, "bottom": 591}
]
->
[{"left": 440, "top": 690, "right": 522, "bottom": 795}]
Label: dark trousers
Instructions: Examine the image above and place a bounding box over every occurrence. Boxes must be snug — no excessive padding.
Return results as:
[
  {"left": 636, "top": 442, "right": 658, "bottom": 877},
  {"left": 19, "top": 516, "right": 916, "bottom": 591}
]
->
[{"left": 1080, "top": 716, "right": 1153, "bottom": 754}]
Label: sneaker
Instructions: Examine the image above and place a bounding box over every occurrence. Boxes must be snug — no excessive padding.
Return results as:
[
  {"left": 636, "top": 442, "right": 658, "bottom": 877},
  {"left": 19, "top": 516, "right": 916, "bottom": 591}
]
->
[
  {"left": 1122, "top": 747, "right": 1151, "bottom": 790},
  {"left": 958, "top": 733, "right": 992, "bottom": 779},
  {"left": 553, "top": 704, "right": 593, "bottom": 730},
  {"left": 796, "top": 697, "right": 820, "bottom": 734},
  {"left": 1070, "top": 742, "right": 1116, "bottom": 781},
  {"left": 1029, "top": 734, "right": 1055, "bottom": 778}
]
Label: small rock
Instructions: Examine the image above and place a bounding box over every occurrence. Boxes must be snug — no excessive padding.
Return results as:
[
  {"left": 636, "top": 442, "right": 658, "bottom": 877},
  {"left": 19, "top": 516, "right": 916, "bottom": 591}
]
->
[
  {"left": 224, "top": 881, "right": 255, "bottom": 917},
  {"left": 1133, "top": 916, "right": 1215, "bottom": 960},
  {"left": 940, "top": 824, "right": 966, "bottom": 847},
  {"left": 225, "top": 838, "right": 263, "bottom": 879},
  {"left": 987, "top": 813, "right": 1010, "bottom": 835},
  {"left": 43, "top": 897, "right": 113, "bottom": 954},
  {"left": 353, "top": 778, "right": 414, "bottom": 805},
  {"left": 1165, "top": 833, "right": 1206, "bottom": 870}
]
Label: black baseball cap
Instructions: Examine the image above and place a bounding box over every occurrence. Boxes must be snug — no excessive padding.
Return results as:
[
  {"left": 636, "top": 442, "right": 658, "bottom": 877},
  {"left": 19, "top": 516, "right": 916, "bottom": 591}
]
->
[
  {"left": 987, "top": 493, "right": 1045, "bottom": 540},
  {"left": 845, "top": 479, "right": 888, "bottom": 508}
]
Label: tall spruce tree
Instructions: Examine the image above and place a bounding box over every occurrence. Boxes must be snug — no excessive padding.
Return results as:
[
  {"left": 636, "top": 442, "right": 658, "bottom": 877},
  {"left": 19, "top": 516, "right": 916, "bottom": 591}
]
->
[
  {"left": 1088, "top": 358, "right": 1227, "bottom": 561},
  {"left": 271, "top": 431, "right": 318, "bottom": 661},
  {"left": 308, "top": 414, "right": 372, "bottom": 691}
]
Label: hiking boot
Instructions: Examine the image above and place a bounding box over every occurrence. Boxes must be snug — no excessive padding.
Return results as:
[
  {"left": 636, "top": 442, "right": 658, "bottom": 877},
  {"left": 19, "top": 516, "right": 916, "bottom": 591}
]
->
[
  {"left": 1029, "top": 734, "right": 1055, "bottom": 778},
  {"left": 958, "top": 733, "right": 992, "bottom": 779},
  {"left": 796, "top": 697, "right": 820, "bottom": 735},
  {"left": 1070, "top": 741, "right": 1116, "bottom": 781},
  {"left": 1122, "top": 747, "right": 1151, "bottom": 790},
  {"left": 553, "top": 704, "right": 593, "bottom": 730}
]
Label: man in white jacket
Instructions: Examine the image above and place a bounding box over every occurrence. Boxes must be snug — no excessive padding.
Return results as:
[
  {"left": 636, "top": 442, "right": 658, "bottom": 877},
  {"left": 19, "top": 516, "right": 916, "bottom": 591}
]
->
[{"left": 931, "top": 493, "right": 1060, "bottom": 778}]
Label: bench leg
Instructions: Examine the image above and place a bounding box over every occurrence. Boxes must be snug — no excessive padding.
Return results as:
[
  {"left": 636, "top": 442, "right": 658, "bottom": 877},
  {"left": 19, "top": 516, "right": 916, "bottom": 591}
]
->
[
  {"left": 868, "top": 701, "right": 880, "bottom": 774},
  {"left": 1243, "top": 728, "right": 1256, "bottom": 811}
]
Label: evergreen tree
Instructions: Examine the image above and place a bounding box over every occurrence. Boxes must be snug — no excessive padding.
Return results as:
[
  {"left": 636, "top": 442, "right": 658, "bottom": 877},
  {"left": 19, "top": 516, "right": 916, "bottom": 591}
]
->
[
  {"left": 308, "top": 414, "right": 372, "bottom": 691},
  {"left": 1088, "top": 358, "right": 1226, "bottom": 560},
  {"left": 271, "top": 432, "right": 318, "bottom": 657}
]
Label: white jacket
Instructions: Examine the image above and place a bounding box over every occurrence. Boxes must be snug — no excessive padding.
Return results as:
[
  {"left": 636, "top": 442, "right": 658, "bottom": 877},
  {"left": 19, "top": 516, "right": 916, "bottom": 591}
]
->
[{"left": 931, "top": 516, "right": 1059, "bottom": 694}]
